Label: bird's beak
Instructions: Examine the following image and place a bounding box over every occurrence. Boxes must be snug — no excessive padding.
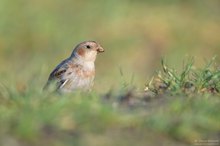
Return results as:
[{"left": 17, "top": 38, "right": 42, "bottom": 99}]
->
[{"left": 97, "top": 46, "right": 104, "bottom": 53}]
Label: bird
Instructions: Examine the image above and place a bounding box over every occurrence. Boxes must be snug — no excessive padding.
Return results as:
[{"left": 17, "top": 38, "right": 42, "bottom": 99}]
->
[{"left": 43, "top": 41, "right": 104, "bottom": 93}]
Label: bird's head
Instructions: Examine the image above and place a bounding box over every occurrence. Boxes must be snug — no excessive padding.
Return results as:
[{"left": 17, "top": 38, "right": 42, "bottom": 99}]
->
[{"left": 71, "top": 41, "right": 104, "bottom": 62}]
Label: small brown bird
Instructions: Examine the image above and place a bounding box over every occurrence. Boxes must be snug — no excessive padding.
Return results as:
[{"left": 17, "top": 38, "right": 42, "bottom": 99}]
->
[{"left": 44, "top": 41, "right": 104, "bottom": 93}]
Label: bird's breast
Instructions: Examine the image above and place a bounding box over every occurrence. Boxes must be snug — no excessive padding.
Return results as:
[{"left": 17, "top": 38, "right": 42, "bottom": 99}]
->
[{"left": 61, "top": 68, "right": 95, "bottom": 92}]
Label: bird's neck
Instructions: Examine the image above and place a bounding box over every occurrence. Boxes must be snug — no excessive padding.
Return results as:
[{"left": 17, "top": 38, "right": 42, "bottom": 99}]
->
[
  {"left": 72, "top": 50, "right": 97, "bottom": 62},
  {"left": 70, "top": 55, "right": 95, "bottom": 71}
]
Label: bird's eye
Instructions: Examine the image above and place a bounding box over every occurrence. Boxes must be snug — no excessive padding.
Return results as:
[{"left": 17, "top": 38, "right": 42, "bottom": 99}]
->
[{"left": 86, "top": 45, "right": 91, "bottom": 49}]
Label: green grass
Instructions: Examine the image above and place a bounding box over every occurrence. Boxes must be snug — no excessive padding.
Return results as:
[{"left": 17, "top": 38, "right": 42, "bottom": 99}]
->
[
  {"left": 0, "top": 59, "right": 220, "bottom": 146},
  {"left": 0, "top": 0, "right": 220, "bottom": 145},
  {"left": 146, "top": 57, "right": 220, "bottom": 95}
]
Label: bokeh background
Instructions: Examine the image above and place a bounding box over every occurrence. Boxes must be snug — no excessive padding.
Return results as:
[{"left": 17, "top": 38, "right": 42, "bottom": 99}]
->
[
  {"left": 0, "top": 0, "right": 220, "bottom": 92},
  {"left": 0, "top": 1, "right": 220, "bottom": 146}
]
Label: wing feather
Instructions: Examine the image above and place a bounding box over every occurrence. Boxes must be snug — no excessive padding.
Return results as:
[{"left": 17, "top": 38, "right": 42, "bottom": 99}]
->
[{"left": 43, "top": 59, "right": 69, "bottom": 91}]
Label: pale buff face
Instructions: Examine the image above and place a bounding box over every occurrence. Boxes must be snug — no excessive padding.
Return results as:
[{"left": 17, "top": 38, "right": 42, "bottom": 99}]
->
[{"left": 72, "top": 41, "right": 104, "bottom": 62}]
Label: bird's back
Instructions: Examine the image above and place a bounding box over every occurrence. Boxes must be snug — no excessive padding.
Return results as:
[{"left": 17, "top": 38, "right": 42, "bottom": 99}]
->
[{"left": 44, "top": 58, "right": 95, "bottom": 93}]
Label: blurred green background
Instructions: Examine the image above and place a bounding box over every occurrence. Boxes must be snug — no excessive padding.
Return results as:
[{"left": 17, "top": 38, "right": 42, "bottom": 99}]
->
[
  {"left": 0, "top": 0, "right": 220, "bottom": 92},
  {"left": 0, "top": 1, "right": 220, "bottom": 146}
]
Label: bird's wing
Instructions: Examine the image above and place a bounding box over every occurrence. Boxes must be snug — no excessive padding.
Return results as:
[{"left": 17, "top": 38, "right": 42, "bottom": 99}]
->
[{"left": 43, "top": 59, "right": 70, "bottom": 91}]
